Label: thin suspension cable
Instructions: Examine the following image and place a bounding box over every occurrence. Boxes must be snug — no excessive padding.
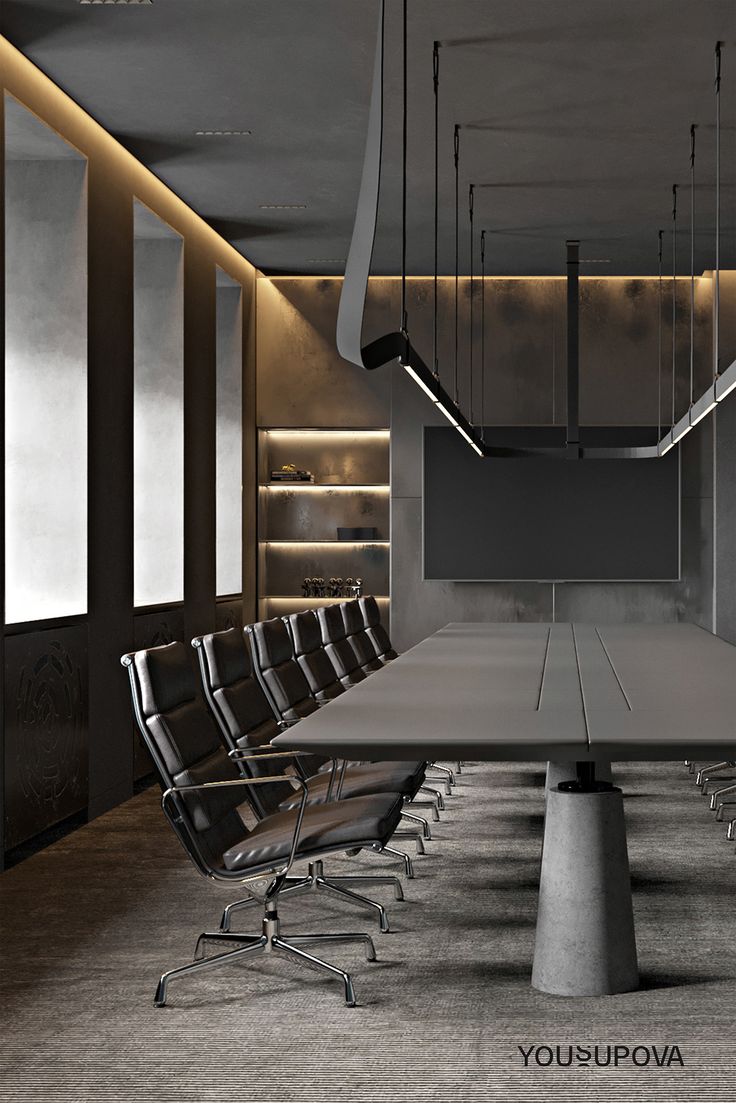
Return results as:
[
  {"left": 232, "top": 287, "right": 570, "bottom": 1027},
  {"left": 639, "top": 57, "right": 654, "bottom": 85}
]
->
[
  {"left": 480, "top": 229, "right": 486, "bottom": 444},
  {"left": 454, "top": 123, "right": 460, "bottom": 403},
  {"left": 658, "top": 229, "right": 663, "bottom": 441},
  {"left": 433, "top": 40, "right": 439, "bottom": 378},
  {"left": 400, "top": 0, "right": 407, "bottom": 333},
  {"left": 689, "top": 123, "right": 697, "bottom": 406},
  {"left": 672, "top": 184, "right": 678, "bottom": 428},
  {"left": 715, "top": 41, "right": 722, "bottom": 379},
  {"left": 469, "top": 184, "right": 474, "bottom": 424}
]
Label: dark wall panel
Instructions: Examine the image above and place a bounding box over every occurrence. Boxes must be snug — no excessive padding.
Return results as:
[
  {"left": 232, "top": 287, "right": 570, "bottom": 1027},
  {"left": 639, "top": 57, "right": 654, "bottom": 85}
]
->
[
  {"left": 215, "top": 599, "right": 244, "bottom": 632},
  {"left": 4, "top": 626, "right": 88, "bottom": 850},
  {"left": 86, "top": 159, "right": 135, "bottom": 820}
]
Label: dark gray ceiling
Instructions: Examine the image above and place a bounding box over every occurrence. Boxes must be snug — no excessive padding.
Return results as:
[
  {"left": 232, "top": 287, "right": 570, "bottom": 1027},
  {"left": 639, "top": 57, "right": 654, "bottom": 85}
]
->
[{"left": 2, "top": 0, "right": 735, "bottom": 275}]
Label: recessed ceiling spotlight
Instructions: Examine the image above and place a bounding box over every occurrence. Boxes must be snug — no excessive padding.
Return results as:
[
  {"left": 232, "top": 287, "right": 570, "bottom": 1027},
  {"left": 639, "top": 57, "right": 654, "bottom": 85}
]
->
[
  {"left": 195, "top": 130, "right": 251, "bottom": 137},
  {"left": 259, "top": 204, "right": 307, "bottom": 210},
  {"left": 79, "top": 1, "right": 153, "bottom": 5}
]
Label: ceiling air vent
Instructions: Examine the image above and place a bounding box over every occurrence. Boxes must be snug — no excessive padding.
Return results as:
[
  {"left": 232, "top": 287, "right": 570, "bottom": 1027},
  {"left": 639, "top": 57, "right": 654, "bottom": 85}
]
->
[
  {"left": 79, "top": 1, "right": 153, "bottom": 6},
  {"left": 195, "top": 130, "right": 251, "bottom": 137},
  {"left": 259, "top": 204, "right": 307, "bottom": 210}
]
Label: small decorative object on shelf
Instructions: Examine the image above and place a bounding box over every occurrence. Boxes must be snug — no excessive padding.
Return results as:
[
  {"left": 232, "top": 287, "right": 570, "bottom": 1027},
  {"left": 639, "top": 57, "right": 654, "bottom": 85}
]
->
[
  {"left": 336, "top": 526, "right": 378, "bottom": 541},
  {"left": 271, "top": 463, "right": 314, "bottom": 483},
  {"left": 301, "top": 575, "right": 364, "bottom": 599}
]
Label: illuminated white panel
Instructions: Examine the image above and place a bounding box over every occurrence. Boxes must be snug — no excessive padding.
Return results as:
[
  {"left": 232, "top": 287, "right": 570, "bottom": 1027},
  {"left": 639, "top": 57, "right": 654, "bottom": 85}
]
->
[
  {"left": 216, "top": 269, "right": 243, "bottom": 596},
  {"left": 4, "top": 99, "right": 88, "bottom": 623},
  {"left": 133, "top": 202, "right": 184, "bottom": 607}
]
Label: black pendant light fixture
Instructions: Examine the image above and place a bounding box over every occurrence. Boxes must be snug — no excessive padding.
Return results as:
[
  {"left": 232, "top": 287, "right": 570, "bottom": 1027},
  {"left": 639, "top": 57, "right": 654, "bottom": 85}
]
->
[{"left": 338, "top": 6, "right": 731, "bottom": 460}]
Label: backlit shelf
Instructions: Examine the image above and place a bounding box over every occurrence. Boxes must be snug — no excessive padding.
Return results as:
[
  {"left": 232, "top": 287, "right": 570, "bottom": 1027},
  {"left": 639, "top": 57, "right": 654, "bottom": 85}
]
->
[
  {"left": 261, "top": 540, "right": 389, "bottom": 547},
  {"left": 265, "top": 595, "right": 389, "bottom": 605},
  {"left": 262, "top": 483, "right": 390, "bottom": 491}
]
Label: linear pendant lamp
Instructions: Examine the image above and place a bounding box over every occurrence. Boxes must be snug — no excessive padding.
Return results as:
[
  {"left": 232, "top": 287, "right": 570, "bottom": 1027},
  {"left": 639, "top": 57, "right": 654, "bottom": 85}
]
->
[{"left": 335, "top": 0, "right": 485, "bottom": 457}]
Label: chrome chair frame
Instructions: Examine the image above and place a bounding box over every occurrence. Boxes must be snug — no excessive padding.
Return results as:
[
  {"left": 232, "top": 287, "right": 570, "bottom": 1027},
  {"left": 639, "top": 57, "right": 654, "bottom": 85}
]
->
[
  {"left": 151, "top": 756, "right": 377, "bottom": 1008},
  {"left": 123, "top": 652, "right": 392, "bottom": 1008},
  {"left": 193, "top": 631, "right": 418, "bottom": 913}
]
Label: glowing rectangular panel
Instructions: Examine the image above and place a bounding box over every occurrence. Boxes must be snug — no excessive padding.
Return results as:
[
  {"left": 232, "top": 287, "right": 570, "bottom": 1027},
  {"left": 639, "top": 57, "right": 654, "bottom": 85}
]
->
[
  {"left": 133, "top": 204, "right": 184, "bottom": 606},
  {"left": 5, "top": 107, "right": 88, "bottom": 623},
  {"left": 215, "top": 272, "right": 243, "bottom": 596}
]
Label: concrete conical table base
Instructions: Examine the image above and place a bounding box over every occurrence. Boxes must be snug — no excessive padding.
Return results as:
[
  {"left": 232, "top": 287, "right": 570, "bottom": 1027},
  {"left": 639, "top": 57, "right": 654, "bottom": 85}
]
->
[{"left": 532, "top": 784, "right": 639, "bottom": 996}]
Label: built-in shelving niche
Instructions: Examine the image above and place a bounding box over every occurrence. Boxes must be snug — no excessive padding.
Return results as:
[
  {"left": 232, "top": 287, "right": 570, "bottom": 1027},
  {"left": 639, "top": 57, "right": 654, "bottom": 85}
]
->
[{"left": 257, "top": 429, "right": 390, "bottom": 623}]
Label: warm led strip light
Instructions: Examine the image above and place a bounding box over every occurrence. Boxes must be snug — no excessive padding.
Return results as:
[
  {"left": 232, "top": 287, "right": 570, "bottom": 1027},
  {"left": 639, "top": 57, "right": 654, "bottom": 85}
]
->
[{"left": 264, "top": 484, "right": 390, "bottom": 492}]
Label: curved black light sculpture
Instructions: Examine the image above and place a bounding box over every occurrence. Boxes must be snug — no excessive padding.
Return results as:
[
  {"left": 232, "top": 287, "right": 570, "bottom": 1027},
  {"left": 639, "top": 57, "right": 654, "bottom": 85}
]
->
[{"left": 336, "top": 0, "right": 485, "bottom": 457}]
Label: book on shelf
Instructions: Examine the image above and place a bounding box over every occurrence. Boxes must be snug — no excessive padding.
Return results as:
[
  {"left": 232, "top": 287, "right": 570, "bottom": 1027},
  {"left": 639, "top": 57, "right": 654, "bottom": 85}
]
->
[{"left": 270, "top": 470, "right": 314, "bottom": 482}]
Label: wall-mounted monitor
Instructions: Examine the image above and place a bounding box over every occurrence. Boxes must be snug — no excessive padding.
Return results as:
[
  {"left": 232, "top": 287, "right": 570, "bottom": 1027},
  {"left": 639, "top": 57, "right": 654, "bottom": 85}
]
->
[{"left": 423, "top": 427, "right": 680, "bottom": 582}]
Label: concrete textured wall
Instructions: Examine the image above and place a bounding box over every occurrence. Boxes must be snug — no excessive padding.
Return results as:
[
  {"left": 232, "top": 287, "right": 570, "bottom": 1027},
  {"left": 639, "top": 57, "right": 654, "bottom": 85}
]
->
[{"left": 256, "top": 275, "right": 719, "bottom": 652}]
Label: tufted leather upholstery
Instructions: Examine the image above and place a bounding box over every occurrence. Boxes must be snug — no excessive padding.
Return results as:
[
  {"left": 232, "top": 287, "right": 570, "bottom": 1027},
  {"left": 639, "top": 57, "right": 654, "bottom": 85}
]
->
[
  {"left": 277, "top": 760, "right": 426, "bottom": 811},
  {"left": 197, "top": 628, "right": 425, "bottom": 813},
  {"left": 316, "top": 604, "right": 367, "bottom": 687},
  {"left": 196, "top": 627, "right": 295, "bottom": 817},
  {"left": 249, "top": 617, "right": 319, "bottom": 722},
  {"left": 222, "top": 791, "right": 404, "bottom": 871},
  {"left": 123, "top": 641, "right": 405, "bottom": 879},
  {"left": 340, "top": 600, "right": 385, "bottom": 673},
  {"left": 287, "top": 610, "right": 345, "bottom": 702},
  {"left": 199, "top": 628, "right": 280, "bottom": 750},
  {"left": 359, "top": 596, "right": 398, "bottom": 661},
  {"left": 126, "top": 642, "right": 255, "bottom": 864}
]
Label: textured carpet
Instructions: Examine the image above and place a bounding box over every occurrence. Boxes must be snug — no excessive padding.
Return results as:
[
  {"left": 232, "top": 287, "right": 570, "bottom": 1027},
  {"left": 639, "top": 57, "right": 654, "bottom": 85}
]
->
[{"left": 1, "top": 762, "right": 735, "bottom": 1102}]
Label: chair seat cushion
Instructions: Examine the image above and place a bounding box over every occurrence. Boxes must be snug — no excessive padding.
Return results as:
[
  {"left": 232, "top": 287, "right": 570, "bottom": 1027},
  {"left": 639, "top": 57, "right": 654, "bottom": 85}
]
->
[
  {"left": 222, "top": 792, "right": 404, "bottom": 871},
  {"left": 277, "top": 761, "right": 425, "bottom": 811}
]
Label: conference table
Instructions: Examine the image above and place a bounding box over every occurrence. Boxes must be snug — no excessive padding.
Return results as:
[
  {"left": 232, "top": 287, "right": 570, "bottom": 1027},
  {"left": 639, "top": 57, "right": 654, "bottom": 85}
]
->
[{"left": 273, "top": 622, "right": 736, "bottom": 996}]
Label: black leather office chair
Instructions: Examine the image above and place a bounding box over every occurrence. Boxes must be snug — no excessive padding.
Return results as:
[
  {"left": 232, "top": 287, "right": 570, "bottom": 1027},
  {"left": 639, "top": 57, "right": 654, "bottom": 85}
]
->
[
  {"left": 340, "top": 600, "right": 385, "bottom": 674},
  {"left": 194, "top": 626, "right": 423, "bottom": 930},
  {"left": 286, "top": 609, "right": 346, "bottom": 702},
  {"left": 248, "top": 616, "right": 438, "bottom": 836},
  {"left": 359, "top": 595, "right": 398, "bottom": 662},
  {"left": 316, "top": 604, "right": 368, "bottom": 688},
  {"left": 121, "top": 641, "right": 406, "bottom": 1008}
]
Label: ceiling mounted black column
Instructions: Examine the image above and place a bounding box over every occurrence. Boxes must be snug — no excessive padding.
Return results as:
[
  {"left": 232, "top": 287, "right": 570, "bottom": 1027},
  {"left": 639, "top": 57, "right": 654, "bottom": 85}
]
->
[{"left": 566, "top": 239, "right": 580, "bottom": 458}]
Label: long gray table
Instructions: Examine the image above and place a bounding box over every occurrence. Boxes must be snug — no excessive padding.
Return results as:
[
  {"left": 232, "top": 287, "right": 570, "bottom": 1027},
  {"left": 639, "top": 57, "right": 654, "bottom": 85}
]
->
[{"left": 273, "top": 623, "right": 736, "bottom": 997}]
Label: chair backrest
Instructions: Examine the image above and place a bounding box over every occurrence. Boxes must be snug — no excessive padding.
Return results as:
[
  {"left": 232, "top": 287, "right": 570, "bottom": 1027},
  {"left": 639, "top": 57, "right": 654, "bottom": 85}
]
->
[
  {"left": 193, "top": 627, "right": 294, "bottom": 817},
  {"left": 286, "top": 610, "right": 345, "bottom": 702},
  {"left": 248, "top": 617, "right": 319, "bottom": 721},
  {"left": 359, "top": 595, "right": 398, "bottom": 660},
  {"left": 316, "top": 603, "right": 367, "bottom": 686},
  {"left": 121, "top": 641, "right": 249, "bottom": 874},
  {"left": 340, "top": 599, "right": 384, "bottom": 672}
]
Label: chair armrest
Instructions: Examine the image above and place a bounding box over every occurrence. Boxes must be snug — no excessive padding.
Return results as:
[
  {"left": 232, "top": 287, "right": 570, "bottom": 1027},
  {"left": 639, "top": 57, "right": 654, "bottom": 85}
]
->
[
  {"left": 227, "top": 748, "right": 312, "bottom": 762},
  {"left": 278, "top": 718, "right": 301, "bottom": 729},
  {"left": 162, "top": 773, "right": 309, "bottom": 879}
]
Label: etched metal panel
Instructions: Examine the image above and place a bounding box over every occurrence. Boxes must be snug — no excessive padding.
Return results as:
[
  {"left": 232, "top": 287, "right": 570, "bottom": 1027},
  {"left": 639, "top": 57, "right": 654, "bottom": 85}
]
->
[
  {"left": 4, "top": 625, "right": 89, "bottom": 851},
  {"left": 262, "top": 486, "right": 389, "bottom": 542},
  {"left": 132, "top": 608, "right": 186, "bottom": 779},
  {"left": 215, "top": 598, "right": 244, "bottom": 632}
]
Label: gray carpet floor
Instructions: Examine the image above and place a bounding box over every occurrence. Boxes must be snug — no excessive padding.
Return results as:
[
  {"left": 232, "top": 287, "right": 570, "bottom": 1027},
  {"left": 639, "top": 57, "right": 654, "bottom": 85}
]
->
[{"left": 1, "top": 761, "right": 735, "bottom": 1102}]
